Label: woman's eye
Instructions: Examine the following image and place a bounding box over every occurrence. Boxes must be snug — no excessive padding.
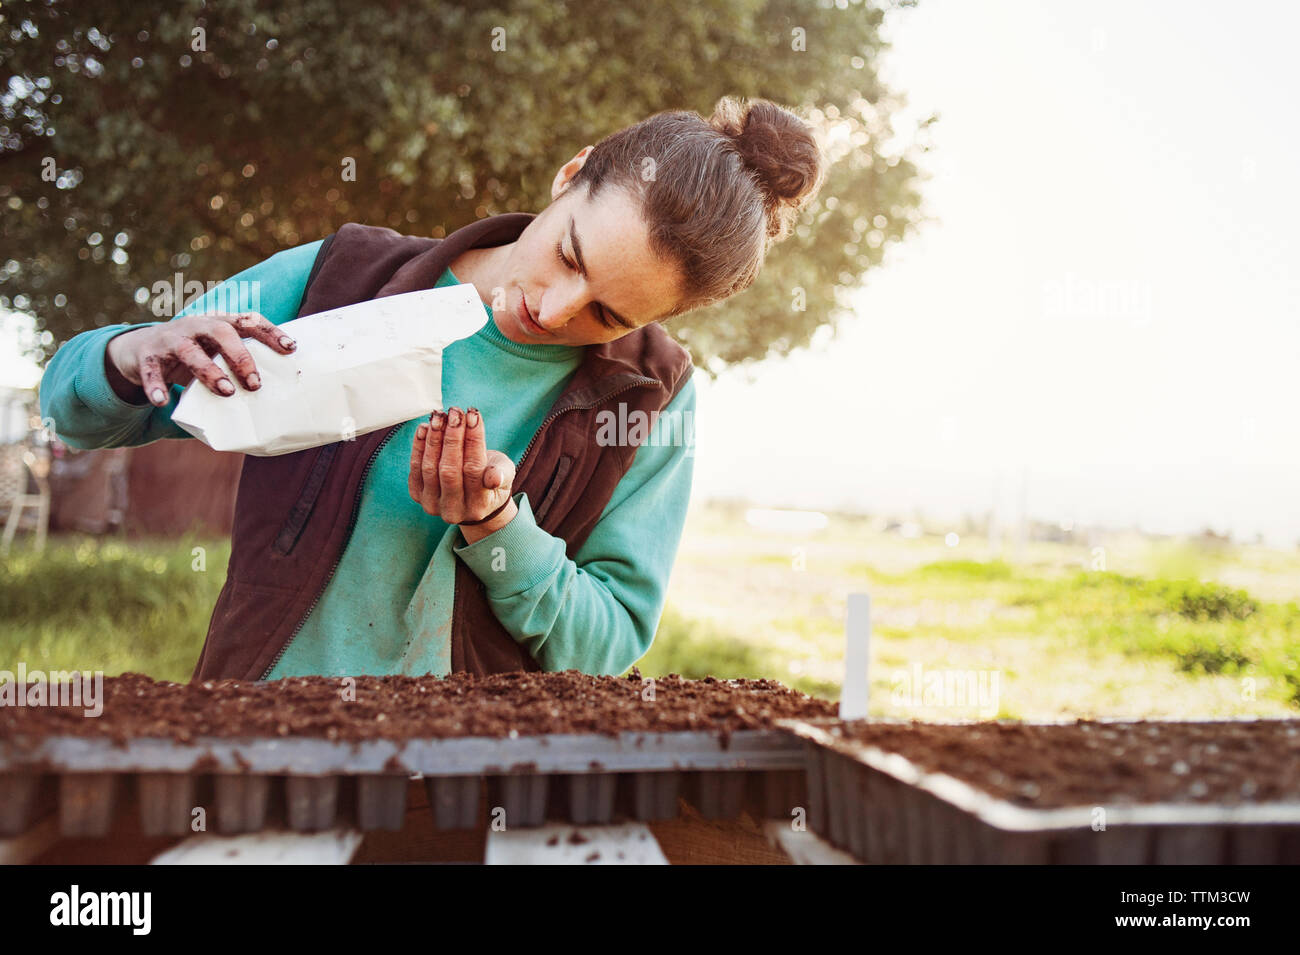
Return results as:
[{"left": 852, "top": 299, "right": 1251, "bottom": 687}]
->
[
  {"left": 555, "top": 240, "right": 616, "bottom": 329},
  {"left": 555, "top": 241, "right": 576, "bottom": 271}
]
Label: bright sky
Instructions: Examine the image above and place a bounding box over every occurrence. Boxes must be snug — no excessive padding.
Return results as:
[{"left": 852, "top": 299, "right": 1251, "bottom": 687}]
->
[
  {"left": 4, "top": 1, "right": 1297, "bottom": 543},
  {"left": 690, "top": 0, "right": 1300, "bottom": 546}
]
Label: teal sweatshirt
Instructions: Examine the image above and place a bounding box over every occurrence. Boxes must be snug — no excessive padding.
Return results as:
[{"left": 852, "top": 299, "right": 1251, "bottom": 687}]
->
[{"left": 38, "top": 240, "right": 696, "bottom": 677}]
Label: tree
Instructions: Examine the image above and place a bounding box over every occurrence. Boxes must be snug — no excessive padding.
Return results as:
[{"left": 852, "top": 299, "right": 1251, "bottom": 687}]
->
[{"left": 0, "top": 0, "right": 929, "bottom": 374}]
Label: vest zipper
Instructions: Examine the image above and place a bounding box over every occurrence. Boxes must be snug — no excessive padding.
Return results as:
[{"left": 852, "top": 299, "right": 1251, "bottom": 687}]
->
[
  {"left": 515, "top": 375, "right": 660, "bottom": 475},
  {"left": 259, "top": 427, "right": 400, "bottom": 680},
  {"left": 258, "top": 374, "right": 658, "bottom": 680}
]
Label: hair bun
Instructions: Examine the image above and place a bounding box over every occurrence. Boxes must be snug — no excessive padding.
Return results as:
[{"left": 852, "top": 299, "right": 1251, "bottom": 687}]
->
[{"left": 709, "top": 95, "right": 826, "bottom": 240}]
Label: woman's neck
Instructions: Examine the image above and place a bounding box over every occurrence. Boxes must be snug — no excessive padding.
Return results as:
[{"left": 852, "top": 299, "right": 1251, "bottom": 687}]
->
[{"left": 449, "top": 243, "right": 512, "bottom": 309}]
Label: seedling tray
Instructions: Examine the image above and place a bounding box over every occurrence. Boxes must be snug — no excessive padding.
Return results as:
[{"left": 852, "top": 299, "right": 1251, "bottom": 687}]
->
[
  {"left": 780, "top": 717, "right": 1300, "bottom": 864},
  {"left": 0, "top": 729, "right": 807, "bottom": 838}
]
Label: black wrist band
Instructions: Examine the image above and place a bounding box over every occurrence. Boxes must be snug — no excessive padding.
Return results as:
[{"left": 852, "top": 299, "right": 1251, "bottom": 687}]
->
[{"left": 459, "top": 496, "right": 515, "bottom": 527}]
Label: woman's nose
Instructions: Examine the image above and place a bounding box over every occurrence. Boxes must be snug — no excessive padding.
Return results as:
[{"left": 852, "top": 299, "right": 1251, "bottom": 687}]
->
[
  {"left": 537, "top": 286, "right": 583, "bottom": 331},
  {"left": 537, "top": 307, "right": 571, "bottom": 332}
]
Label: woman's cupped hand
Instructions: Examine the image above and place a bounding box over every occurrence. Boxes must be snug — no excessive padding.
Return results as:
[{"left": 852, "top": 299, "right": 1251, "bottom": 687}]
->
[{"left": 409, "top": 406, "right": 519, "bottom": 541}]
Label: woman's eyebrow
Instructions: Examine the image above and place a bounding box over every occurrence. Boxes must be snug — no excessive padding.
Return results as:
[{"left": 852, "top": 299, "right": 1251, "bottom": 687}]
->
[{"left": 569, "top": 215, "right": 639, "bottom": 329}]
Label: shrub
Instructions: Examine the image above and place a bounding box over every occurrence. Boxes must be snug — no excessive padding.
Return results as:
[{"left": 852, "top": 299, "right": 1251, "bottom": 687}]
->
[{"left": 1154, "top": 579, "right": 1258, "bottom": 622}]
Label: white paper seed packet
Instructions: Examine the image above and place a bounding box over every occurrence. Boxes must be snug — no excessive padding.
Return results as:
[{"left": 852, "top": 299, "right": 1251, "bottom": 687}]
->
[{"left": 172, "top": 284, "right": 488, "bottom": 456}]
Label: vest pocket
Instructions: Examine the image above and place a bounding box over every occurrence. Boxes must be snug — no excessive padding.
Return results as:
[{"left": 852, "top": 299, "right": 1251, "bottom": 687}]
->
[
  {"left": 532, "top": 453, "right": 573, "bottom": 527},
  {"left": 272, "top": 444, "right": 340, "bottom": 556}
]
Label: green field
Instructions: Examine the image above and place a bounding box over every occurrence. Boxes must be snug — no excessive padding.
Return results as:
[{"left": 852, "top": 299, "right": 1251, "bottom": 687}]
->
[
  {"left": 640, "top": 503, "right": 1300, "bottom": 718},
  {"left": 3, "top": 501, "right": 1298, "bottom": 719}
]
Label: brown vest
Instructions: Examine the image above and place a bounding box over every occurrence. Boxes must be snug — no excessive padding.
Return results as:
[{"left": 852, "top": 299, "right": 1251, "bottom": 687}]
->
[{"left": 191, "top": 214, "right": 694, "bottom": 681}]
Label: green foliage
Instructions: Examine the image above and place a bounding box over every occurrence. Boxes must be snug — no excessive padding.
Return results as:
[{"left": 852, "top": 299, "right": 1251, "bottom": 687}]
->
[
  {"left": 1286, "top": 674, "right": 1300, "bottom": 708},
  {"left": 916, "top": 558, "right": 1014, "bottom": 581},
  {"left": 999, "top": 569, "right": 1299, "bottom": 708},
  {"left": 1174, "top": 643, "right": 1252, "bottom": 676},
  {"left": 0, "top": 0, "right": 929, "bottom": 373},
  {"left": 0, "top": 534, "right": 228, "bottom": 681},
  {"left": 0, "top": 535, "right": 202, "bottom": 617},
  {"left": 632, "top": 607, "right": 840, "bottom": 698},
  {"left": 1151, "top": 579, "right": 1258, "bottom": 622},
  {"left": 632, "top": 605, "right": 771, "bottom": 681},
  {"left": 1021, "top": 572, "right": 1259, "bottom": 622}
]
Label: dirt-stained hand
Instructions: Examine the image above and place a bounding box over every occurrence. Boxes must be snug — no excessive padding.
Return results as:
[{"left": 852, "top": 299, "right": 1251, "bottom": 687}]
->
[
  {"left": 105, "top": 312, "right": 297, "bottom": 406},
  {"left": 408, "top": 406, "right": 518, "bottom": 540}
]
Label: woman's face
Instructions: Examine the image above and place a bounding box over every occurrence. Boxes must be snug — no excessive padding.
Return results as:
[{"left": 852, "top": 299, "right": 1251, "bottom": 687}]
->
[{"left": 484, "top": 148, "right": 686, "bottom": 346}]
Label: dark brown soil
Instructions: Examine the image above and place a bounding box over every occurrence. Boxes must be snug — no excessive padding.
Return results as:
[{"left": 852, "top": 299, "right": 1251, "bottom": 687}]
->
[
  {"left": 812, "top": 718, "right": 1300, "bottom": 808},
  {"left": 0, "top": 669, "right": 837, "bottom": 746}
]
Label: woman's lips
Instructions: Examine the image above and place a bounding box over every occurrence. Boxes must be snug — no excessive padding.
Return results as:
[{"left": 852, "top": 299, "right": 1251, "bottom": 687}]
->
[{"left": 517, "top": 292, "right": 548, "bottom": 337}]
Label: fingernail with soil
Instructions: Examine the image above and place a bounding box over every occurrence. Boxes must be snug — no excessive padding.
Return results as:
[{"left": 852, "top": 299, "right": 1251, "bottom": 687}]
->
[
  {"left": 217, "top": 379, "right": 235, "bottom": 396},
  {"left": 248, "top": 373, "right": 261, "bottom": 388},
  {"left": 428, "top": 412, "right": 444, "bottom": 430},
  {"left": 447, "top": 408, "right": 462, "bottom": 427},
  {"left": 466, "top": 408, "right": 480, "bottom": 428},
  {"left": 280, "top": 336, "right": 295, "bottom": 350}
]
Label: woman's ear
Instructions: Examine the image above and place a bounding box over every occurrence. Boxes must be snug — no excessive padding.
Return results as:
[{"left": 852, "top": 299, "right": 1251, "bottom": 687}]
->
[{"left": 550, "top": 145, "right": 595, "bottom": 201}]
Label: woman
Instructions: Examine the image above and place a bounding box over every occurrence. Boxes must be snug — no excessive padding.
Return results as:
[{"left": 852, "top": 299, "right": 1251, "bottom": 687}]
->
[{"left": 39, "top": 96, "right": 825, "bottom": 681}]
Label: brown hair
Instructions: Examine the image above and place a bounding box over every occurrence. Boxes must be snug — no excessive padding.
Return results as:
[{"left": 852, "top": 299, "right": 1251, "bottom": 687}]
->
[{"left": 565, "top": 95, "right": 827, "bottom": 317}]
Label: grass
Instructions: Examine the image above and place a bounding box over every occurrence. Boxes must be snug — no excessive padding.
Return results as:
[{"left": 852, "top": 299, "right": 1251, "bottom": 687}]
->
[
  {"left": 993, "top": 570, "right": 1294, "bottom": 686},
  {"left": 655, "top": 504, "right": 1300, "bottom": 718},
  {"left": 2, "top": 509, "right": 1299, "bottom": 718},
  {"left": 0, "top": 533, "right": 229, "bottom": 682},
  {"left": 915, "top": 558, "right": 1016, "bottom": 582},
  {"left": 634, "top": 606, "right": 843, "bottom": 700}
]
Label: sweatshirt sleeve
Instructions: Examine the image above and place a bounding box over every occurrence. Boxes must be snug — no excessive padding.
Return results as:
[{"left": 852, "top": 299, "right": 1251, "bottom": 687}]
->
[
  {"left": 452, "top": 375, "right": 697, "bottom": 675},
  {"left": 37, "top": 239, "right": 323, "bottom": 450}
]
